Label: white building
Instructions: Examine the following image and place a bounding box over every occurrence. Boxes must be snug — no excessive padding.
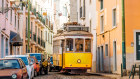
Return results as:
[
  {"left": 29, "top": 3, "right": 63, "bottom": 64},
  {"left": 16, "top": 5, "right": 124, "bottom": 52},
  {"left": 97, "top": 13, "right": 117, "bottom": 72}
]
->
[
  {"left": 77, "top": 0, "right": 96, "bottom": 72},
  {"left": 53, "top": 0, "right": 70, "bottom": 34}
]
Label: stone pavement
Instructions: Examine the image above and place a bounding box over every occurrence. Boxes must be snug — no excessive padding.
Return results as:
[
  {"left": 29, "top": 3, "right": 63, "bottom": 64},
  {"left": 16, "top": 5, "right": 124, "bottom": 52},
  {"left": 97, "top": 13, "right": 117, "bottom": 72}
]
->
[{"left": 92, "top": 73, "right": 139, "bottom": 79}]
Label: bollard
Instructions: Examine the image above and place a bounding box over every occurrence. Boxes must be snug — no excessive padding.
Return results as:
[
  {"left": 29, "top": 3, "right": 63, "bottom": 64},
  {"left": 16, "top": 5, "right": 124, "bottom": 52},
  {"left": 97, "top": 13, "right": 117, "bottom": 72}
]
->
[
  {"left": 121, "top": 63, "right": 123, "bottom": 77},
  {"left": 132, "top": 64, "right": 136, "bottom": 79}
]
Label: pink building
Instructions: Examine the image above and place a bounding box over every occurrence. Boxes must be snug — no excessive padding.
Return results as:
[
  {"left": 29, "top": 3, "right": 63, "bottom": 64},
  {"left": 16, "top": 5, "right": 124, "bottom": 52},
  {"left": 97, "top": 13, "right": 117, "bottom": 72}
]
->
[
  {"left": 0, "top": 0, "right": 23, "bottom": 57},
  {"left": 0, "top": 0, "right": 53, "bottom": 58}
]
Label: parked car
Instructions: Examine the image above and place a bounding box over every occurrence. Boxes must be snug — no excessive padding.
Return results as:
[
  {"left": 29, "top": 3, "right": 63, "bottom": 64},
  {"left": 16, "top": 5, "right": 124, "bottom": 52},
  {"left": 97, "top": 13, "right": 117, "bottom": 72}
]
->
[
  {"left": 0, "top": 58, "right": 28, "bottom": 79},
  {"left": 28, "top": 53, "right": 48, "bottom": 75},
  {"left": 29, "top": 56, "right": 40, "bottom": 77},
  {"left": 5, "top": 55, "right": 34, "bottom": 79}
]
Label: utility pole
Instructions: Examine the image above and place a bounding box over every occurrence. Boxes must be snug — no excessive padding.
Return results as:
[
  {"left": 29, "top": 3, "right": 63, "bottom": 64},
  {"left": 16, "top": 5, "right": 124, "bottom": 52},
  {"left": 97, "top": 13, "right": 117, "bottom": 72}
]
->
[
  {"left": 122, "top": 0, "right": 126, "bottom": 70},
  {"left": 27, "top": 0, "right": 30, "bottom": 53}
]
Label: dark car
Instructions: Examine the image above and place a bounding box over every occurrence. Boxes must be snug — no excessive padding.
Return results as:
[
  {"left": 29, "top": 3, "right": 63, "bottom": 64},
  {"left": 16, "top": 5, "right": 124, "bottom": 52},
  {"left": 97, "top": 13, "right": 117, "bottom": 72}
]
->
[
  {"left": 28, "top": 53, "right": 48, "bottom": 75},
  {"left": 0, "top": 58, "right": 28, "bottom": 79}
]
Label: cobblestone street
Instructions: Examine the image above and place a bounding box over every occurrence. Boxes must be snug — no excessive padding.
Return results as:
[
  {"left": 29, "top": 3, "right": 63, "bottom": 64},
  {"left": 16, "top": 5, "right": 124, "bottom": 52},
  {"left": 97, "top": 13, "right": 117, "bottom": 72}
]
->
[{"left": 34, "top": 72, "right": 114, "bottom": 79}]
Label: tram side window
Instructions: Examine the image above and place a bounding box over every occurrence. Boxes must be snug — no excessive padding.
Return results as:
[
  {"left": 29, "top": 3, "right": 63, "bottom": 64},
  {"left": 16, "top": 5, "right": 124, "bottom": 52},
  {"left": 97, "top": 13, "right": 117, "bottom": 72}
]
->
[
  {"left": 75, "top": 38, "right": 84, "bottom": 52},
  {"left": 66, "top": 39, "right": 73, "bottom": 52},
  {"left": 85, "top": 39, "right": 91, "bottom": 52}
]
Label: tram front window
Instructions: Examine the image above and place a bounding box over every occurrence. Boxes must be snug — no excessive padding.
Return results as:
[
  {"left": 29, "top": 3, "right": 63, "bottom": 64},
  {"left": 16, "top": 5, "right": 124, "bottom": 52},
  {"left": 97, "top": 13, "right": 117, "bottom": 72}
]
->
[
  {"left": 85, "top": 39, "right": 91, "bottom": 52},
  {"left": 75, "top": 38, "right": 84, "bottom": 52},
  {"left": 66, "top": 38, "right": 73, "bottom": 52}
]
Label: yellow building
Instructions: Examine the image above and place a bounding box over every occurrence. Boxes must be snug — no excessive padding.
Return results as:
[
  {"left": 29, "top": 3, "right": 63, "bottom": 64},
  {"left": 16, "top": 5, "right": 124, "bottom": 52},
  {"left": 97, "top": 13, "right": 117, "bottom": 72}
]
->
[{"left": 96, "top": 0, "right": 140, "bottom": 74}]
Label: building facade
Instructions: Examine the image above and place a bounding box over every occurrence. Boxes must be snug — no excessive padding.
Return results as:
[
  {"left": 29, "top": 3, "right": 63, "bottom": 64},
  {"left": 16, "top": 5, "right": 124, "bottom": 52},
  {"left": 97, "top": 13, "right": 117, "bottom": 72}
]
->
[
  {"left": 0, "top": 0, "right": 53, "bottom": 58},
  {"left": 76, "top": 0, "right": 96, "bottom": 72},
  {"left": 53, "top": 0, "right": 70, "bottom": 34},
  {"left": 96, "top": 0, "right": 140, "bottom": 74},
  {"left": 0, "top": 0, "right": 10, "bottom": 58}
]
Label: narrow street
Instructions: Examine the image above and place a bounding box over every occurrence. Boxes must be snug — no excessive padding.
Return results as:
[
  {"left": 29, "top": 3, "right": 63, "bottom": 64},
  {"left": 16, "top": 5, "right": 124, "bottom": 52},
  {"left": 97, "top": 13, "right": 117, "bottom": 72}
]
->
[{"left": 35, "top": 72, "right": 113, "bottom": 79}]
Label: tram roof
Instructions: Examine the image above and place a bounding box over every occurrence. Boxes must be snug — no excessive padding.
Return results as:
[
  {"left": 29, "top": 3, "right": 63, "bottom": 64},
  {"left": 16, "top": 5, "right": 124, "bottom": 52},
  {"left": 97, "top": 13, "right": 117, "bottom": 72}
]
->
[{"left": 54, "top": 31, "right": 93, "bottom": 38}]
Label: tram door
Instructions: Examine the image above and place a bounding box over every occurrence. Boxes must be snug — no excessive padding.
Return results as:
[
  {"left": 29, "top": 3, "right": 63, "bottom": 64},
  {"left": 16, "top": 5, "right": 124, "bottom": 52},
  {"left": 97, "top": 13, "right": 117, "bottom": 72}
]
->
[{"left": 61, "top": 40, "right": 65, "bottom": 67}]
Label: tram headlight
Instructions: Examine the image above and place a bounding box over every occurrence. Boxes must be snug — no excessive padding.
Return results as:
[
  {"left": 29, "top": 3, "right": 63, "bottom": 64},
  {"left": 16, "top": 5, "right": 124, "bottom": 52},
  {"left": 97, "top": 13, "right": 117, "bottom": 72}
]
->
[
  {"left": 12, "top": 74, "right": 17, "bottom": 79},
  {"left": 77, "top": 59, "right": 81, "bottom": 63}
]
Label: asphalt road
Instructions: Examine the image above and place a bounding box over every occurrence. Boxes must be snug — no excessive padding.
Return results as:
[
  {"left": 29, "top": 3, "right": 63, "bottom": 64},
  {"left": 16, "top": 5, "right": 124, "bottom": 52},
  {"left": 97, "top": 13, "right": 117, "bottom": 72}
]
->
[{"left": 34, "top": 71, "right": 113, "bottom": 79}]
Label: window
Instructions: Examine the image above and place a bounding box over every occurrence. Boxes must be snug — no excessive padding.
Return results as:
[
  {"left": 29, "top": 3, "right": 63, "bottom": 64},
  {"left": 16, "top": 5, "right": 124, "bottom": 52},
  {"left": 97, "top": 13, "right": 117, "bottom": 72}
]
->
[
  {"left": 2, "top": 0, "right": 4, "bottom": 13},
  {"left": 85, "top": 39, "right": 91, "bottom": 52},
  {"left": 5, "top": 39, "right": 8, "bottom": 56},
  {"left": 15, "top": 15, "right": 16, "bottom": 27},
  {"left": 26, "top": 45, "right": 27, "bottom": 53},
  {"left": 75, "top": 38, "right": 84, "bottom": 52},
  {"left": 66, "top": 38, "right": 73, "bottom": 52},
  {"left": 31, "top": 48, "right": 32, "bottom": 53},
  {"left": 105, "top": 44, "right": 108, "bottom": 56},
  {"left": 6, "top": 3, "right": 8, "bottom": 17},
  {"left": 46, "top": 31, "right": 47, "bottom": 41},
  {"left": 100, "top": 15, "right": 104, "bottom": 32},
  {"left": 90, "top": 19, "right": 92, "bottom": 32},
  {"left": 18, "top": 19, "right": 19, "bottom": 30},
  {"left": 38, "top": 28, "right": 40, "bottom": 37},
  {"left": 100, "top": 0, "right": 103, "bottom": 10},
  {"left": 83, "top": 0, "right": 85, "bottom": 17},
  {"left": 41, "top": 31, "right": 42, "bottom": 40},
  {"left": 113, "top": 8, "right": 116, "bottom": 27},
  {"left": 80, "top": 0, "right": 81, "bottom": 7},
  {"left": 35, "top": 26, "right": 37, "bottom": 34},
  {"left": 31, "top": 22, "right": 33, "bottom": 39},
  {"left": 26, "top": 17, "right": 28, "bottom": 30},
  {"left": 10, "top": 10, "right": 12, "bottom": 22}
]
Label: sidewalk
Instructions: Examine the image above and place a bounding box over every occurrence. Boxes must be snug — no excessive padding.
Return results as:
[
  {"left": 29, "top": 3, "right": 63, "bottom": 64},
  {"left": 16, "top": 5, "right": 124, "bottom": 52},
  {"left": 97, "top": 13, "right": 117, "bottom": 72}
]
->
[{"left": 89, "top": 73, "right": 139, "bottom": 79}]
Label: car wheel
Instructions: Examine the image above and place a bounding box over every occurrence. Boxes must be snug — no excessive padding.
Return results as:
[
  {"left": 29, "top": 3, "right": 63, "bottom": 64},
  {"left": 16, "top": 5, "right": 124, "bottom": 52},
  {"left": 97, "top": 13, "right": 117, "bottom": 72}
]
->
[
  {"left": 34, "top": 70, "right": 37, "bottom": 77},
  {"left": 44, "top": 67, "right": 48, "bottom": 75},
  {"left": 40, "top": 68, "right": 44, "bottom": 75},
  {"left": 37, "top": 71, "right": 40, "bottom": 76}
]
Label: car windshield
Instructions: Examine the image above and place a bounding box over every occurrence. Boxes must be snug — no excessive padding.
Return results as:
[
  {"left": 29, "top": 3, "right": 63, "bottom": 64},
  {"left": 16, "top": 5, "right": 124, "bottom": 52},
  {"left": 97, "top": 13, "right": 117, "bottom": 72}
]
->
[
  {"left": 29, "top": 58, "right": 35, "bottom": 63},
  {"left": 0, "top": 59, "right": 20, "bottom": 69},
  {"left": 30, "top": 54, "right": 41, "bottom": 61},
  {"left": 16, "top": 57, "right": 28, "bottom": 65}
]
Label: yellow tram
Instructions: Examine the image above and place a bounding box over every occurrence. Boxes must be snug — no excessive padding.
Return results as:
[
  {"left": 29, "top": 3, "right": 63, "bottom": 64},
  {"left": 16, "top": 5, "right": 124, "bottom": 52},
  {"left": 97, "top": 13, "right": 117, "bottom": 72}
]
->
[{"left": 53, "top": 23, "right": 93, "bottom": 73}]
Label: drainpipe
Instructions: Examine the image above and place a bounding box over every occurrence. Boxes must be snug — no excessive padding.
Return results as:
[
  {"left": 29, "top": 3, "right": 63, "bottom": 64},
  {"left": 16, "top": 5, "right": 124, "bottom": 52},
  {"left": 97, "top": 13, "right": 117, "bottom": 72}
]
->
[
  {"left": 27, "top": 0, "right": 31, "bottom": 53},
  {"left": 122, "top": 0, "right": 126, "bottom": 70}
]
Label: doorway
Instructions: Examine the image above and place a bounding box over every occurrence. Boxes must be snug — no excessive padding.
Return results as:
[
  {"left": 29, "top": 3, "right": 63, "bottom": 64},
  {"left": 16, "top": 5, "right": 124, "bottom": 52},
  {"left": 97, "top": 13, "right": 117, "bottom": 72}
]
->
[{"left": 113, "top": 41, "right": 117, "bottom": 71}]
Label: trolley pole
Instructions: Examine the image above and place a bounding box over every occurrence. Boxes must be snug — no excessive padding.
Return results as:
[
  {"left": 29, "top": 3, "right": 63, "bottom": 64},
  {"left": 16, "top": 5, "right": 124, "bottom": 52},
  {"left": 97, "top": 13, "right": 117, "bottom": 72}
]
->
[
  {"left": 122, "top": 0, "right": 126, "bottom": 70},
  {"left": 27, "top": 0, "right": 30, "bottom": 53}
]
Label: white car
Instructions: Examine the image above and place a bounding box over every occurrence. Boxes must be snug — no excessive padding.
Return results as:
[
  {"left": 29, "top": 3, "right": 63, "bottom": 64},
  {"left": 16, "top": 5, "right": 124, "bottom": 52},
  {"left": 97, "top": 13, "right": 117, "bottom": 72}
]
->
[{"left": 5, "top": 55, "right": 34, "bottom": 79}]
